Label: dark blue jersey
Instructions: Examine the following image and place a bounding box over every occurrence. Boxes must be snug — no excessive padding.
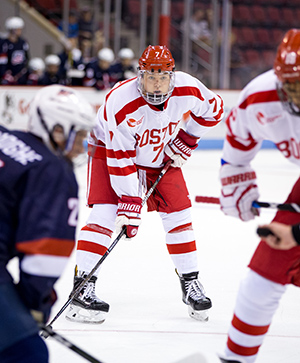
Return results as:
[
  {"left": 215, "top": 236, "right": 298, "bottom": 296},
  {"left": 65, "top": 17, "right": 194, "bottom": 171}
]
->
[
  {"left": 0, "top": 37, "right": 29, "bottom": 84},
  {"left": 0, "top": 126, "right": 77, "bottom": 314},
  {"left": 83, "top": 59, "right": 116, "bottom": 90}
]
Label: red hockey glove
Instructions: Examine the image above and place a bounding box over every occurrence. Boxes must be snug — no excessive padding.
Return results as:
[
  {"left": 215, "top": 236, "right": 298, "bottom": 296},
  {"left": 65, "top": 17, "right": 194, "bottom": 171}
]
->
[
  {"left": 115, "top": 196, "right": 142, "bottom": 239},
  {"left": 219, "top": 163, "right": 260, "bottom": 221},
  {"left": 164, "top": 129, "right": 199, "bottom": 168}
]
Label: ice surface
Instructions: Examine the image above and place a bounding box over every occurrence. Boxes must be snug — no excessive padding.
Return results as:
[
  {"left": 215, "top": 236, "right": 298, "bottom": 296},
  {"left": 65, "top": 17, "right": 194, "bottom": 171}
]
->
[{"left": 37, "top": 150, "right": 300, "bottom": 363}]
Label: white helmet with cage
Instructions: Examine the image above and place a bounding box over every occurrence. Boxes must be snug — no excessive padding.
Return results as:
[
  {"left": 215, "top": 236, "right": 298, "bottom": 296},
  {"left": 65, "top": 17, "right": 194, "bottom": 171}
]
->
[
  {"left": 118, "top": 48, "right": 134, "bottom": 60},
  {"left": 97, "top": 48, "right": 114, "bottom": 63},
  {"left": 29, "top": 57, "right": 45, "bottom": 72},
  {"left": 28, "top": 85, "right": 96, "bottom": 152},
  {"left": 5, "top": 17, "right": 25, "bottom": 31},
  {"left": 45, "top": 54, "right": 61, "bottom": 66}
]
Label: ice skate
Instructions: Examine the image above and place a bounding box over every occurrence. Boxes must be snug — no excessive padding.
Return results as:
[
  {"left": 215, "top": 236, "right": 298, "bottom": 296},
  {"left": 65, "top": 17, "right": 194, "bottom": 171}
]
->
[
  {"left": 219, "top": 358, "right": 245, "bottom": 363},
  {"left": 66, "top": 274, "right": 109, "bottom": 324},
  {"left": 178, "top": 270, "right": 212, "bottom": 321}
]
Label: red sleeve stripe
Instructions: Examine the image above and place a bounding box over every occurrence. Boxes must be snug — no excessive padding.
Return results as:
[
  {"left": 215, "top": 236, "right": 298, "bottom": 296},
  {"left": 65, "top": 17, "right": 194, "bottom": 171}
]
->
[
  {"left": 103, "top": 78, "right": 136, "bottom": 121},
  {"left": 168, "top": 223, "right": 193, "bottom": 234},
  {"left": 16, "top": 238, "right": 75, "bottom": 257},
  {"left": 77, "top": 240, "right": 108, "bottom": 255},
  {"left": 239, "top": 90, "right": 279, "bottom": 110},
  {"left": 106, "top": 148, "right": 136, "bottom": 159},
  {"left": 82, "top": 224, "right": 113, "bottom": 238},
  {"left": 215, "top": 95, "right": 224, "bottom": 121},
  {"left": 227, "top": 337, "right": 260, "bottom": 356},
  {"left": 232, "top": 314, "right": 270, "bottom": 336},
  {"left": 108, "top": 164, "right": 137, "bottom": 176},
  {"left": 115, "top": 97, "right": 147, "bottom": 125},
  {"left": 172, "top": 86, "right": 205, "bottom": 101},
  {"left": 190, "top": 113, "right": 220, "bottom": 127},
  {"left": 166, "top": 241, "right": 196, "bottom": 254},
  {"left": 88, "top": 145, "right": 106, "bottom": 158},
  {"left": 226, "top": 134, "right": 258, "bottom": 151}
]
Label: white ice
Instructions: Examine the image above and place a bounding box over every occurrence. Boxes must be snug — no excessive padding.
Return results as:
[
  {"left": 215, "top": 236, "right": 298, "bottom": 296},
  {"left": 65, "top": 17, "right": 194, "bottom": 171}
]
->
[{"left": 39, "top": 149, "right": 300, "bottom": 363}]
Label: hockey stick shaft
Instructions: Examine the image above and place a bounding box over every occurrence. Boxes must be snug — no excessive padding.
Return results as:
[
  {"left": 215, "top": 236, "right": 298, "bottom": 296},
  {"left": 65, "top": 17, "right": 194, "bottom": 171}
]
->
[
  {"left": 40, "top": 325, "right": 104, "bottom": 363},
  {"left": 47, "top": 160, "right": 173, "bottom": 328},
  {"left": 194, "top": 196, "right": 300, "bottom": 213}
]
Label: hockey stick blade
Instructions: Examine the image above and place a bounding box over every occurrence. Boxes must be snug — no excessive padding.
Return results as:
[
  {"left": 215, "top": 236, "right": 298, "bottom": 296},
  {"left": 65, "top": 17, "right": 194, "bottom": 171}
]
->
[
  {"left": 195, "top": 196, "right": 300, "bottom": 213},
  {"left": 40, "top": 325, "right": 104, "bottom": 363},
  {"left": 46, "top": 160, "right": 172, "bottom": 329}
]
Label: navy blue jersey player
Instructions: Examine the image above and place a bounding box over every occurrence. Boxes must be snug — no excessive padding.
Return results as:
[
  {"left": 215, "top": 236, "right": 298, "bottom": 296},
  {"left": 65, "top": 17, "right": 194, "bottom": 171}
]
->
[{"left": 0, "top": 85, "right": 96, "bottom": 363}]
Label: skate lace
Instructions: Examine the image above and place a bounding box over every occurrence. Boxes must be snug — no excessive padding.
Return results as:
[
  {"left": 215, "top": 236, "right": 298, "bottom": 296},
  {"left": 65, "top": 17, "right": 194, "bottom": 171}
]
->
[
  {"left": 186, "top": 279, "right": 206, "bottom": 301},
  {"left": 82, "top": 280, "right": 97, "bottom": 300}
]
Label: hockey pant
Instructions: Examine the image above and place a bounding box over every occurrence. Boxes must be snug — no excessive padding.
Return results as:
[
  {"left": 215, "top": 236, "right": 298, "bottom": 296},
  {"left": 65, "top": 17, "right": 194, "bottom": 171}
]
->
[
  {"left": 223, "top": 177, "right": 300, "bottom": 362},
  {"left": 76, "top": 205, "right": 198, "bottom": 276}
]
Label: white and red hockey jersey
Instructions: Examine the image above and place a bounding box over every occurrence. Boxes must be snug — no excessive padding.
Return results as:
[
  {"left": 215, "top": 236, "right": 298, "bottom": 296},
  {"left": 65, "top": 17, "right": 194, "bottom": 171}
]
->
[
  {"left": 89, "top": 71, "right": 224, "bottom": 198},
  {"left": 222, "top": 69, "right": 300, "bottom": 167}
]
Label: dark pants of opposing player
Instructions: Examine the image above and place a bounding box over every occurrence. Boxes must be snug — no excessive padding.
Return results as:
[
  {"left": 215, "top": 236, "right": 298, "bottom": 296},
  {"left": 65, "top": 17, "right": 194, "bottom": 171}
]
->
[{"left": 0, "top": 282, "right": 48, "bottom": 363}]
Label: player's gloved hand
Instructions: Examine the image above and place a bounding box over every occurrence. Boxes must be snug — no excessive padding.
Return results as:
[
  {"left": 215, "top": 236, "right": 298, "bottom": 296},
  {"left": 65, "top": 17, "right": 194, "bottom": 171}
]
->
[
  {"left": 115, "top": 195, "right": 142, "bottom": 239},
  {"left": 164, "top": 129, "right": 199, "bottom": 168},
  {"left": 219, "top": 163, "right": 260, "bottom": 221}
]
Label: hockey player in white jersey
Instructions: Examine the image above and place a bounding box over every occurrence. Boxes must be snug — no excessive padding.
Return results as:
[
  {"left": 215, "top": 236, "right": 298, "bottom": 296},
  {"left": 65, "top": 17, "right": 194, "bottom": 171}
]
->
[
  {"left": 218, "top": 29, "right": 300, "bottom": 363},
  {"left": 66, "top": 45, "right": 224, "bottom": 324}
]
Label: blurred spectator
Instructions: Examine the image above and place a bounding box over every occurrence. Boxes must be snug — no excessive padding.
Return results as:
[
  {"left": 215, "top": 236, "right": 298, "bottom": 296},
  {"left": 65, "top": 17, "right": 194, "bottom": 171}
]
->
[
  {"left": 26, "top": 57, "right": 45, "bottom": 85},
  {"left": 110, "top": 48, "right": 136, "bottom": 82},
  {"left": 58, "top": 38, "right": 85, "bottom": 86},
  {"left": 83, "top": 47, "right": 115, "bottom": 90},
  {"left": 0, "top": 17, "right": 30, "bottom": 85},
  {"left": 182, "top": 9, "right": 212, "bottom": 46},
  {"left": 38, "top": 54, "right": 65, "bottom": 85},
  {"left": 78, "top": 7, "right": 93, "bottom": 45},
  {"left": 58, "top": 10, "right": 79, "bottom": 39}
]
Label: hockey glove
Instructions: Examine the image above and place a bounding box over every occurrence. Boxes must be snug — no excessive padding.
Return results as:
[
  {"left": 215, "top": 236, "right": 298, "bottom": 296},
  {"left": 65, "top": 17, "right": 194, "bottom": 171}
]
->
[
  {"left": 219, "top": 163, "right": 260, "bottom": 221},
  {"left": 164, "top": 129, "right": 199, "bottom": 168},
  {"left": 115, "top": 195, "right": 142, "bottom": 240}
]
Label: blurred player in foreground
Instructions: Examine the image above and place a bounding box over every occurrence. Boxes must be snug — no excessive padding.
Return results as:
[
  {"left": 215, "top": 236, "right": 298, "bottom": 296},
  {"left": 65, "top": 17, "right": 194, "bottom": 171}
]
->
[
  {"left": 218, "top": 29, "right": 300, "bottom": 363},
  {"left": 66, "top": 45, "right": 224, "bottom": 324},
  {"left": 0, "top": 85, "right": 95, "bottom": 363}
]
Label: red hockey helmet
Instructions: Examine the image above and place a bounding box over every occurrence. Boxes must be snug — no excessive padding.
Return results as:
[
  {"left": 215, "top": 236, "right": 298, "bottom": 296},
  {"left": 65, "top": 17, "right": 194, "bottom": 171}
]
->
[
  {"left": 274, "top": 29, "right": 300, "bottom": 83},
  {"left": 137, "top": 45, "right": 175, "bottom": 105},
  {"left": 138, "top": 45, "right": 175, "bottom": 72}
]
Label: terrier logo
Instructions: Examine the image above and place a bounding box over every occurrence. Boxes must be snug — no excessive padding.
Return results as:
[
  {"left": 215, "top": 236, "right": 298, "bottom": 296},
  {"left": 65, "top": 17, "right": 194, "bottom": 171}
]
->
[{"left": 127, "top": 115, "right": 144, "bottom": 128}]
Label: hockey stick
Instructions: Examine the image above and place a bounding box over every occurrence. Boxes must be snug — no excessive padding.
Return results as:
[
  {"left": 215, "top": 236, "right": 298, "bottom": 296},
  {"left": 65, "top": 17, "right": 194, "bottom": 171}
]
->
[
  {"left": 45, "top": 159, "right": 173, "bottom": 329},
  {"left": 40, "top": 325, "right": 104, "bottom": 363},
  {"left": 194, "top": 196, "right": 300, "bottom": 213}
]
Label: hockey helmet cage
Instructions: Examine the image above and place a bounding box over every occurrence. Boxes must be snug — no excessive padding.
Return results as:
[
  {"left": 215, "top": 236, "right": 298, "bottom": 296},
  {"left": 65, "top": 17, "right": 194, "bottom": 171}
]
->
[
  {"left": 5, "top": 17, "right": 24, "bottom": 31},
  {"left": 274, "top": 29, "right": 300, "bottom": 83},
  {"left": 137, "top": 45, "right": 175, "bottom": 105},
  {"left": 29, "top": 57, "right": 45, "bottom": 72},
  {"left": 28, "top": 85, "right": 96, "bottom": 151},
  {"left": 274, "top": 29, "right": 300, "bottom": 115},
  {"left": 97, "top": 48, "right": 114, "bottom": 63}
]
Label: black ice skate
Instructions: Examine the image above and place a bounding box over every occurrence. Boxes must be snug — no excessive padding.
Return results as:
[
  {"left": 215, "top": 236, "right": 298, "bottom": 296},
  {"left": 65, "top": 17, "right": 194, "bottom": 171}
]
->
[
  {"left": 178, "top": 271, "right": 212, "bottom": 321},
  {"left": 66, "top": 274, "right": 109, "bottom": 324},
  {"left": 219, "top": 358, "right": 244, "bottom": 363}
]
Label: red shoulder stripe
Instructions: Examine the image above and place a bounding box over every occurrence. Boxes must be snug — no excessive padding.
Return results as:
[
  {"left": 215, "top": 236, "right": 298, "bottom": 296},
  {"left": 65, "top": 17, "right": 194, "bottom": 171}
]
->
[{"left": 239, "top": 90, "right": 279, "bottom": 110}]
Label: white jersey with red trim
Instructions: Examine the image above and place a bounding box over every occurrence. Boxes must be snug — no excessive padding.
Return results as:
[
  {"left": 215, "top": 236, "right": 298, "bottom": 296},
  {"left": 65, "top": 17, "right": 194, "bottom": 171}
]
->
[
  {"left": 89, "top": 71, "right": 224, "bottom": 198},
  {"left": 222, "top": 69, "right": 300, "bottom": 167}
]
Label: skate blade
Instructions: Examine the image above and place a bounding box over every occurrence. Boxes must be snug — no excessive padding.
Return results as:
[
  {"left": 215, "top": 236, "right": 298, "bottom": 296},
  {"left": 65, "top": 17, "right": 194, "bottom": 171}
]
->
[
  {"left": 188, "top": 306, "right": 209, "bottom": 321},
  {"left": 65, "top": 304, "right": 107, "bottom": 324}
]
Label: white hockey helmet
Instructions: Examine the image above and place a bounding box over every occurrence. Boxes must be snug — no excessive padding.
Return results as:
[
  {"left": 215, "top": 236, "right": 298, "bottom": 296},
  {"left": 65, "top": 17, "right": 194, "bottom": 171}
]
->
[
  {"left": 118, "top": 48, "right": 134, "bottom": 60},
  {"left": 29, "top": 57, "right": 45, "bottom": 72},
  {"left": 28, "top": 85, "right": 96, "bottom": 151},
  {"left": 5, "top": 17, "right": 25, "bottom": 31},
  {"left": 45, "top": 54, "right": 61, "bottom": 66},
  {"left": 97, "top": 48, "right": 114, "bottom": 63}
]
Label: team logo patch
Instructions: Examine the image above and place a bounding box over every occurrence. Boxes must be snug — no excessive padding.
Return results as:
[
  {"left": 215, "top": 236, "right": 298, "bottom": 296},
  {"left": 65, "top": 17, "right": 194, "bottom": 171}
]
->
[
  {"left": 127, "top": 115, "right": 144, "bottom": 127},
  {"left": 256, "top": 111, "right": 281, "bottom": 125}
]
